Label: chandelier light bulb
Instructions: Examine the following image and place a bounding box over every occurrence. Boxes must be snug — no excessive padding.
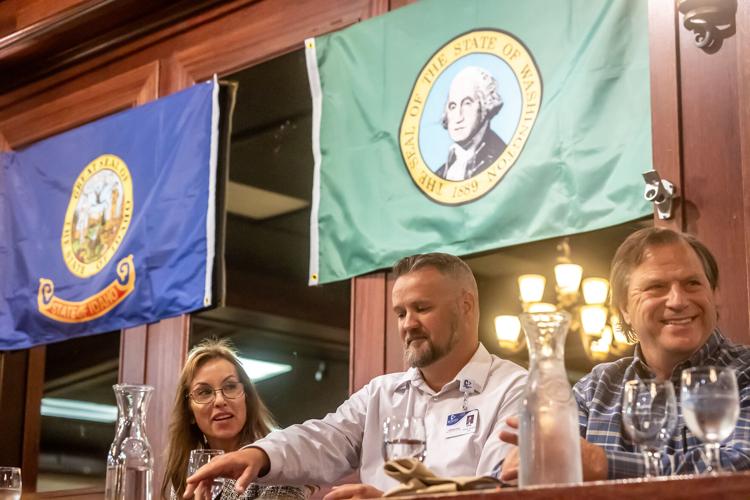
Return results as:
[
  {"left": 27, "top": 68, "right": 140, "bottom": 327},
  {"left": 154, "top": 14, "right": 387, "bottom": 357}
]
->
[
  {"left": 518, "top": 274, "right": 546, "bottom": 303},
  {"left": 554, "top": 263, "right": 583, "bottom": 294},
  {"left": 495, "top": 315, "right": 522, "bottom": 345},
  {"left": 580, "top": 304, "right": 608, "bottom": 335},
  {"left": 582, "top": 277, "right": 609, "bottom": 305}
]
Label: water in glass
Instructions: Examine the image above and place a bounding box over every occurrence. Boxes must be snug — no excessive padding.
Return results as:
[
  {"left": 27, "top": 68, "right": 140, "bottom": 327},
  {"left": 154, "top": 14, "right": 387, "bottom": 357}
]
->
[
  {"left": 681, "top": 366, "right": 740, "bottom": 473},
  {"left": 382, "top": 417, "right": 426, "bottom": 462},
  {"left": 682, "top": 394, "right": 739, "bottom": 443},
  {"left": 518, "top": 312, "right": 582, "bottom": 487},
  {"left": 105, "top": 384, "right": 154, "bottom": 500}
]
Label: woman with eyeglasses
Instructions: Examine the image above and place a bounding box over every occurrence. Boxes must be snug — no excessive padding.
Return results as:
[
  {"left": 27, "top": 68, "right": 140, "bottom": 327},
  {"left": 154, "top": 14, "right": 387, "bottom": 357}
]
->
[{"left": 162, "top": 337, "right": 307, "bottom": 500}]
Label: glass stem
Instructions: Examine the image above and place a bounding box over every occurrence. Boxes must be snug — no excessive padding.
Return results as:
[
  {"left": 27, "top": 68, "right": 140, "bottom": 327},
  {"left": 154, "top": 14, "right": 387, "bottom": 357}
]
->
[
  {"left": 704, "top": 442, "right": 722, "bottom": 473},
  {"left": 643, "top": 449, "right": 660, "bottom": 477}
]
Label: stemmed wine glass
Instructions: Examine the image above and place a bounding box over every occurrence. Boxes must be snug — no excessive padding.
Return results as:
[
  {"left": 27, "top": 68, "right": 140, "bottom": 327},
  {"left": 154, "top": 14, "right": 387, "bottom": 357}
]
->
[
  {"left": 681, "top": 366, "right": 740, "bottom": 473},
  {"left": 188, "top": 449, "right": 225, "bottom": 499},
  {"left": 622, "top": 379, "right": 678, "bottom": 477},
  {"left": 382, "top": 416, "right": 426, "bottom": 462}
]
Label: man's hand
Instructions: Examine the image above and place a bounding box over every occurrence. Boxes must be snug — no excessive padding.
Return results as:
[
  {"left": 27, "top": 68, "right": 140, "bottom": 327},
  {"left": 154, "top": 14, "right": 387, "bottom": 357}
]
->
[
  {"left": 498, "top": 416, "right": 520, "bottom": 482},
  {"left": 323, "top": 484, "right": 384, "bottom": 500},
  {"left": 497, "top": 416, "right": 608, "bottom": 482},
  {"left": 183, "top": 447, "right": 270, "bottom": 498},
  {"left": 579, "top": 438, "right": 607, "bottom": 481}
]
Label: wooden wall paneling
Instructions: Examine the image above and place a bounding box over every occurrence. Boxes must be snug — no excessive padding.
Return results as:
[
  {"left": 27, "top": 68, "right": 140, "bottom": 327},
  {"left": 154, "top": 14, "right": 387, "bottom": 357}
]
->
[
  {"left": 158, "top": 0, "right": 375, "bottom": 94},
  {"left": 350, "top": 273, "right": 387, "bottom": 394},
  {"left": 647, "top": 0, "right": 684, "bottom": 230},
  {"left": 737, "top": 0, "right": 750, "bottom": 345},
  {"left": 0, "top": 346, "right": 45, "bottom": 492},
  {"left": 0, "top": 1, "right": 254, "bottom": 110},
  {"left": 677, "top": 12, "right": 748, "bottom": 344},
  {"left": 0, "top": 61, "right": 159, "bottom": 148}
]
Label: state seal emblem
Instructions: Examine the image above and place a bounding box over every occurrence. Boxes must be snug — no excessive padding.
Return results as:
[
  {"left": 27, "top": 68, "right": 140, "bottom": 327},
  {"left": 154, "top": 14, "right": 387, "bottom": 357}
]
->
[
  {"left": 62, "top": 154, "right": 133, "bottom": 277},
  {"left": 399, "top": 29, "right": 542, "bottom": 204},
  {"left": 38, "top": 154, "right": 136, "bottom": 323}
]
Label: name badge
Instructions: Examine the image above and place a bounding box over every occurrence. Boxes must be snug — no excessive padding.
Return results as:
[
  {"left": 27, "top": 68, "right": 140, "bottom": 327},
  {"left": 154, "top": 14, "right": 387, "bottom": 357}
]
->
[{"left": 445, "top": 409, "right": 478, "bottom": 438}]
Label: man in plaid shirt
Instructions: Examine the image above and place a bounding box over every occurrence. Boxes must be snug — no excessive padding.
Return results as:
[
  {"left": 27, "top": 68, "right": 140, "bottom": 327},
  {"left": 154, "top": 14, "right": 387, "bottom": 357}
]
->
[{"left": 500, "top": 227, "right": 750, "bottom": 480}]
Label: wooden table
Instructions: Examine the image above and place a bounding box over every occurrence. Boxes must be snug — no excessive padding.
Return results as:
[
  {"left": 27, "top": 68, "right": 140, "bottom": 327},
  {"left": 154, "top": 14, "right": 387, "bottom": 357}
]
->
[
  {"left": 399, "top": 471, "right": 750, "bottom": 500},
  {"left": 19, "top": 472, "right": 750, "bottom": 499}
]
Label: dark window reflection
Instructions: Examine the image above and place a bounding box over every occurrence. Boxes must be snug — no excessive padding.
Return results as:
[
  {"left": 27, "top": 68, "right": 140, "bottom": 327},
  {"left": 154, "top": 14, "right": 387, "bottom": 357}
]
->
[{"left": 39, "top": 331, "right": 120, "bottom": 491}]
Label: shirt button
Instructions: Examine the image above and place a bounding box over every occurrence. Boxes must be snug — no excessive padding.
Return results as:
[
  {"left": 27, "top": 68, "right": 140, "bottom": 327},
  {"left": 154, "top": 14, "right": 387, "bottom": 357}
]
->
[{"left": 433, "top": 396, "right": 439, "bottom": 401}]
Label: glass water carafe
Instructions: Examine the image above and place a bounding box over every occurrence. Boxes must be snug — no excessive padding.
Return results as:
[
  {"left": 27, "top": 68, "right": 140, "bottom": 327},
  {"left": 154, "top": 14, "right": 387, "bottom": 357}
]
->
[
  {"left": 105, "top": 384, "right": 154, "bottom": 500},
  {"left": 518, "top": 312, "right": 582, "bottom": 486}
]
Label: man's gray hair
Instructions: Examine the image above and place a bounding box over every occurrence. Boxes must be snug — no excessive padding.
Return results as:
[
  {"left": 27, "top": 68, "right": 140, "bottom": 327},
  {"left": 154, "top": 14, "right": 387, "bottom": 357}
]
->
[
  {"left": 441, "top": 66, "right": 503, "bottom": 129},
  {"left": 393, "top": 252, "right": 478, "bottom": 296}
]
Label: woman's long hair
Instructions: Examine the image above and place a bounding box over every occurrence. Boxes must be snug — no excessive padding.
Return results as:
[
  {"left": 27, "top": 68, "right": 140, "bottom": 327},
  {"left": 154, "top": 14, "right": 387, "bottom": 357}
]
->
[{"left": 161, "top": 337, "right": 276, "bottom": 499}]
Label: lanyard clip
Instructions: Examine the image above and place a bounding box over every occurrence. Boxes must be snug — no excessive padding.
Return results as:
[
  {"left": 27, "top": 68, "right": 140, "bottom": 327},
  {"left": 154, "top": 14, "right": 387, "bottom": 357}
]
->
[{"left": 459, "top": 378, "right": 476, "bottom": 411}]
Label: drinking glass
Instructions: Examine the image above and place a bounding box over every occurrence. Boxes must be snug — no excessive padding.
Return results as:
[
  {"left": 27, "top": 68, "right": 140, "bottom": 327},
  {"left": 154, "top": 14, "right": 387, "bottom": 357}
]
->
[
  {"left": 0, "top": 467, "right": 22, "bottom": 500},
  {"left": 382, "top": 416, "right": 426, "bottom": 462},
  {"left": 622, "top": 379, "right": 678, "bottom": 477},
  {"left": 188, "top": 449, "right": 224, "bottom": 499},
  {"left": 681, "top": 366, "right": 740, "bottom": 473}
]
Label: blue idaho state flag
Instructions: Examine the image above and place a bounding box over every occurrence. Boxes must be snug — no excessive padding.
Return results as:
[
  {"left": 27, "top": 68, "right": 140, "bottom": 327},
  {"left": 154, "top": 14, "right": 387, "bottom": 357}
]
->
[{"left": 0, "top": 80, "right": 221, "bottom": 350}]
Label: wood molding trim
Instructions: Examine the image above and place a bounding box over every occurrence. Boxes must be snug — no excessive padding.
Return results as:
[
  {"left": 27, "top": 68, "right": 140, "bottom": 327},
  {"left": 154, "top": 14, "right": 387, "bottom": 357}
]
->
[
  {"left": 0, "top": 60, "right": 159, "bottom": 148},
  {"left": 160, "top": 0, "right": 372, "bottom": 94},
  {"left": 648, "top": 0, "right": 684, "bottom": 230},
  {"left": 0, "top": 0, "right": 229, "bottom": 93}
]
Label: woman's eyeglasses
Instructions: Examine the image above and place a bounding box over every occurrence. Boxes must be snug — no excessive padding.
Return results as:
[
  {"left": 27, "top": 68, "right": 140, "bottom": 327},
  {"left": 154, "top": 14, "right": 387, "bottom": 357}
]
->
[{"left": 188, "top": 381, "right": 245, "bottom": 404}]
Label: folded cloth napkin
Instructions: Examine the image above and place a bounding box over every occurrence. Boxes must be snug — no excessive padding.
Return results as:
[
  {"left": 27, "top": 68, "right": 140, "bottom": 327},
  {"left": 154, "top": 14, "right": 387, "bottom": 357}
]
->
[{"left": 383, "top": 458, "right": 501, "bottom": 497}]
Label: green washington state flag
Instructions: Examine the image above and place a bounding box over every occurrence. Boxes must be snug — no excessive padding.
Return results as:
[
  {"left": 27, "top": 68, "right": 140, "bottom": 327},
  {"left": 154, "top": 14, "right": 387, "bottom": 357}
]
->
[{"left": 306, "top": 0, "right": 651, "bottom": 285}]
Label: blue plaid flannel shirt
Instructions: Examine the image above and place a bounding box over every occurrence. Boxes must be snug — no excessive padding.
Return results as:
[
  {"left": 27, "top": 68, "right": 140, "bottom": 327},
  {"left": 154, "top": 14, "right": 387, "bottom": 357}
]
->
[{"left": 573, "top": 330, "right": 750, "bottom": 478}]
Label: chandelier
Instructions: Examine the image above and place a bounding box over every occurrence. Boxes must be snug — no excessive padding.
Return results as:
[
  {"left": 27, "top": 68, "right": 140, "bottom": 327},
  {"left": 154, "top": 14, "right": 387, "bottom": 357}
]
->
[{"left": 494, "top": 238, "right": 632, "bottom": 361}]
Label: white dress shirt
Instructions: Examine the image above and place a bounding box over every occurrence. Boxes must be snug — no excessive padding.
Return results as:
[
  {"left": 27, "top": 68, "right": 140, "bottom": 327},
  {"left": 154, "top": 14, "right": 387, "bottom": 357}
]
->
[{"left": 251, "top": 344, "right": 527, "bottom": 491}]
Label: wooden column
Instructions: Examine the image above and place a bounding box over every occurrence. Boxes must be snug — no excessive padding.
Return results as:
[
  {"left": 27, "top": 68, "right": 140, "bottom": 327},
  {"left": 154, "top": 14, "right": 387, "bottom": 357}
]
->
[
  {"left": 648, "top": 0, "right": 684, "bottom": 230},
  {"left": 349, "top": 273, "right": 388, "bottom": 393},
  {"left": 737, "top": 0, "right": 750, "bottom": 345},
  {"left": 349, "top": 271, "right": 405, "bottom": 395},
  {"left": 119, "top": 316, "right": 190, "bottom": 497},
  {"left": 0, "top": 346, "right": 45, "bottom": 493}
]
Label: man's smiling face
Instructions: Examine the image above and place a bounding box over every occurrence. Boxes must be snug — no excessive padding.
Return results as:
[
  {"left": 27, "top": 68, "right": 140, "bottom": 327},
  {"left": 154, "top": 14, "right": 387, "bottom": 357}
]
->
[{"left": 621, "top": 240, "right": 717, "bottom": 368}]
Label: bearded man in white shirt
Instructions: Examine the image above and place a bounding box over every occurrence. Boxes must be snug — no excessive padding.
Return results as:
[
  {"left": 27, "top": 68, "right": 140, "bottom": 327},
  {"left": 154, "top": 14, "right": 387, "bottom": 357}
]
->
[{"left": 185, "top": 253, "right": 527, "bottom": 499}]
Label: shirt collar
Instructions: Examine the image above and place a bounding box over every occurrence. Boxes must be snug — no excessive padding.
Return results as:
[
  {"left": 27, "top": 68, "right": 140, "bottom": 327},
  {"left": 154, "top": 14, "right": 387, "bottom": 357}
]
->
[
  {"left": 394, "top": 343, "right": 491, "bottom": 394},
  {"left": 631, "top": 329, "right": 725, "bottom": 379}
]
